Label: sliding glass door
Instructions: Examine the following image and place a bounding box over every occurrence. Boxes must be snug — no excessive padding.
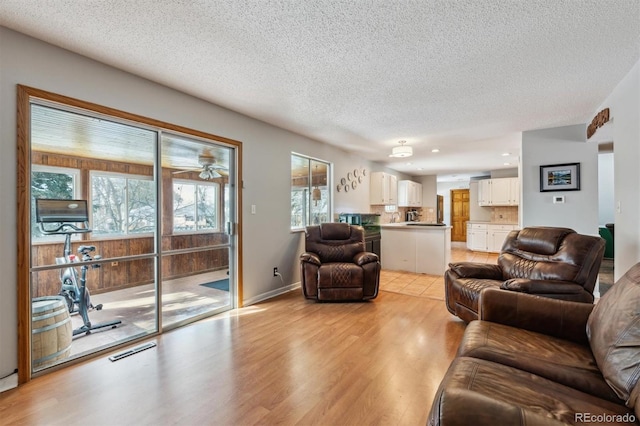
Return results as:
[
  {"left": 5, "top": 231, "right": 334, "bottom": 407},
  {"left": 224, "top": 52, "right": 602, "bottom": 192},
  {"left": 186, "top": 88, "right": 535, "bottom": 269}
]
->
[
  {"left": 20, "top": 88, "right": 240, "bottom": 379},
  {"left": 160, "top": 133, "right": 236, "bottom": 328}
]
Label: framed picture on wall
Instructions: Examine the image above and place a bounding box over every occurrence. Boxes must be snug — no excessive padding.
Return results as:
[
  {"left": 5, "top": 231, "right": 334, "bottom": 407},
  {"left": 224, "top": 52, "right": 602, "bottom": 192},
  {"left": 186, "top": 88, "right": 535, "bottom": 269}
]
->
[{"left": 540, "top": 163, "right": 581, "bottom": 192}]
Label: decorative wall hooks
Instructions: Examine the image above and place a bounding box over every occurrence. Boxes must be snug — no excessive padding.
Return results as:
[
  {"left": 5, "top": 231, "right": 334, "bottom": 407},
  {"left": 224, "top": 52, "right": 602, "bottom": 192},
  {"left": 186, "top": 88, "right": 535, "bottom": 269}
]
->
[{"left": 336, "top": 168, "right": 366, "bottom": 193}]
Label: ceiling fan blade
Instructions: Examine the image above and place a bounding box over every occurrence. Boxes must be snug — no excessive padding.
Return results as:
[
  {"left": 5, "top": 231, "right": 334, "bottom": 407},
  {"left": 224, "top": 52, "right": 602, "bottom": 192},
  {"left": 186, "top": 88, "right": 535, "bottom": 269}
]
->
[{"left": 172, "top": 169, "right": 199, "bottom": 175}]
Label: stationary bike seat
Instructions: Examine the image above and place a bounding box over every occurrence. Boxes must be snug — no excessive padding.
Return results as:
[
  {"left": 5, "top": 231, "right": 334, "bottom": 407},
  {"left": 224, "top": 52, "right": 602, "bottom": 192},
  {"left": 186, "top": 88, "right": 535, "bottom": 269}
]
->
[{"left": 78, "top": 245, "right": 96, "bottom": 253}]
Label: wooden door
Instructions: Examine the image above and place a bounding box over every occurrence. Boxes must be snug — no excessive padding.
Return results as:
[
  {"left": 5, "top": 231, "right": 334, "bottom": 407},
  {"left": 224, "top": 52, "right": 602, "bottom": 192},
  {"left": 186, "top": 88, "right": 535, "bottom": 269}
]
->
[{"left": 451, "top": 189, "right": 470, "bottom": 242}]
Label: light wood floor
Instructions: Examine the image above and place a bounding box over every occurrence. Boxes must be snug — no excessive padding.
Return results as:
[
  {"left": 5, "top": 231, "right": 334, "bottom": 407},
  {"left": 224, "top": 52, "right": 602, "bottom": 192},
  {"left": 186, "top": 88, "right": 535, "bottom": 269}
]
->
[{"left": 0, "top": 243, "right": 486, "bottom": 425}]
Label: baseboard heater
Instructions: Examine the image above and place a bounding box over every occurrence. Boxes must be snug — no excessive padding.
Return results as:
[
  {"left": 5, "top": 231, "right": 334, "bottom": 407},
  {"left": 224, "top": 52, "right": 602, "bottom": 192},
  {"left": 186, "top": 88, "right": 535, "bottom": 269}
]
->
[{"left": 108, "top": 342, "right": 156, "bottom": 362}]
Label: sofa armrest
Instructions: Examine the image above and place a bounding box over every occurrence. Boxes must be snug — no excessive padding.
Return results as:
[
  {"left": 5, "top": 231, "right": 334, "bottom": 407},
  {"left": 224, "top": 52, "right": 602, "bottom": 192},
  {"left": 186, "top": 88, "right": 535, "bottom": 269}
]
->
[
  {"left": 500, "top": 278, "right": 585, "bottom": 295},
  {"left": 448, "top": 262, "right": 503, "bottom": 280},
  {"left": 478, "top": 287, "right": 594, "bottom": 345},
  {"left": 300, "top": 252, "right": 321, "bottom": 266}
]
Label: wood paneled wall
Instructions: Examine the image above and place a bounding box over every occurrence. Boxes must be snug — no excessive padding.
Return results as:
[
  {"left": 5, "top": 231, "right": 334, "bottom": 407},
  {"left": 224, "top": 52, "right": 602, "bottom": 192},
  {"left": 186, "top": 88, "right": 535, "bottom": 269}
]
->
[
  {"left": 31, "top": 152, "right": 229, "bottom": 298},
  {"left": 32, "top": 233, "right": 229, "bottom": 298}
]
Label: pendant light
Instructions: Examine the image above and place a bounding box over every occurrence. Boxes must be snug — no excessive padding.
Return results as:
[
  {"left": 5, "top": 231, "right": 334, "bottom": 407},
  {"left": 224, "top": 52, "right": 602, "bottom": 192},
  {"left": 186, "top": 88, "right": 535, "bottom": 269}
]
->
[{"left": 389, "top": 140, "right": 413, "bottom": 158}]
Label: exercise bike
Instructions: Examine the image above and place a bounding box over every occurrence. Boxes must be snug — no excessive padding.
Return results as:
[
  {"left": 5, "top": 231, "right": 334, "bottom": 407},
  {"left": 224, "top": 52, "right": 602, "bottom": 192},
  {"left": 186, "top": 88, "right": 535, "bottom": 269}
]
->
[{"left": 36, "top": 199, "right": 122, "bottom": 336}]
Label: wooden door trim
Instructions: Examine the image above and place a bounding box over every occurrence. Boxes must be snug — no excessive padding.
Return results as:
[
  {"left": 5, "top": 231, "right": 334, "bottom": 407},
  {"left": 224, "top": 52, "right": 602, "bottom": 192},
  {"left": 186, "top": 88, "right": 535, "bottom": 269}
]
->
[{"left": 17, "top": 85, "right": 244, "bottom": 384}]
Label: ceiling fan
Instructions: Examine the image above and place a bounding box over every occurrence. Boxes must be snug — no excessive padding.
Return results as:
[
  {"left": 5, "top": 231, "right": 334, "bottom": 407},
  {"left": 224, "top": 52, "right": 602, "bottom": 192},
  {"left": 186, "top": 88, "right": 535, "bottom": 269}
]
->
[{"left": 172, "top": 154, "right": 228, "bottom": 179}]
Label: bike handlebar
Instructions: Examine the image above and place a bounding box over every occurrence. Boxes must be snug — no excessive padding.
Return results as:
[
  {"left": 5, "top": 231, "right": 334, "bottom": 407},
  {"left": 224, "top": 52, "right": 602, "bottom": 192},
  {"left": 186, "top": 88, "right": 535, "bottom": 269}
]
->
[{"left": 39, "top": 222, "right": 92, "bottom": 235}]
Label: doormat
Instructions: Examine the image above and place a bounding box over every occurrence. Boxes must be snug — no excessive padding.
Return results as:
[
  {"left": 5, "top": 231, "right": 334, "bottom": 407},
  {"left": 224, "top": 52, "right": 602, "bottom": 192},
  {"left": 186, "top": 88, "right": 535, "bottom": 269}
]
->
[{"left": 201, "top": 279, "right": 229, "bottom": 292}]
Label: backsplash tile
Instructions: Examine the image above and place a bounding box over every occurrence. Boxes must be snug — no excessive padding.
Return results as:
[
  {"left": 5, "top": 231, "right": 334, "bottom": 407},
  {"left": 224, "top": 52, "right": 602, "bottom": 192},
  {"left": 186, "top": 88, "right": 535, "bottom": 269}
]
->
[{"left": 491, "top": 206, "right": 518, "bottom": 223}]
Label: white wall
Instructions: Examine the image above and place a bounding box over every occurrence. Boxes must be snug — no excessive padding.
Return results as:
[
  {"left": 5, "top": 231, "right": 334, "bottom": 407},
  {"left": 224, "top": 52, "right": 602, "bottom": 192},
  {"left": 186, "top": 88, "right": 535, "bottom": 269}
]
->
[
  {"left": 417, "top": 175, "right": 437, "bottom": 210},
  {"left": 490, "top": 168, "right": 518, "bottom": 179},
  {"left": 468, "top": 180, "right": 492, "bottom": 222},
  {"left": 596, "top": 61, "right": 640, "bottom": 279},
  {"left": 521, "top": 124, "right": 599, "bottom": 236},
  {"left": 598, "top": 152, "right": 615, "bottom": 226},
  {"left": 0, "top": 27, "right": 384, "bottom": 381}
]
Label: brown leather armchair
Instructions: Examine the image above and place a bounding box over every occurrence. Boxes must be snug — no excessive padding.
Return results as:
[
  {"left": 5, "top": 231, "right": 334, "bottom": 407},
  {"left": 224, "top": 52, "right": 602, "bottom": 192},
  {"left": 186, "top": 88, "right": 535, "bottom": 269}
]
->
[
  {"left": 300, "top": 222, "right": 380, "bottom": 301},
  {"left": 445, "top": 226, "right": 605, "bottom": 322}
]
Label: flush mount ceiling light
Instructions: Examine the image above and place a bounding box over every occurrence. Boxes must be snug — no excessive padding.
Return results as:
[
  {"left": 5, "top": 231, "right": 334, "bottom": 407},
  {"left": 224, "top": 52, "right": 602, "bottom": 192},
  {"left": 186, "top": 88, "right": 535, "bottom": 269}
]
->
[{"left": 389, "top": 140, "right": 413, "bottom": 158}]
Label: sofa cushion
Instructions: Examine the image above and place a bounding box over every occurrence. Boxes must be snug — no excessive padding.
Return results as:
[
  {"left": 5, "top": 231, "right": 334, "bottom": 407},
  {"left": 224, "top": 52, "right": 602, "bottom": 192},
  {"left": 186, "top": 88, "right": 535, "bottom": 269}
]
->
[
  {"left": 428, "top": 357, "right": 633, "bottom": 426},
  {"left": 505, "top": 226, "right": 575, "bottom": 255},
  {"left": 587, "top": 263, "right": 640, "bottom": 405},
  {"left": 457, "top": 321, "right": 620, "bottom": 402},
  {"left": 318, "top": 263, "right": 363, "bottom": 288}
]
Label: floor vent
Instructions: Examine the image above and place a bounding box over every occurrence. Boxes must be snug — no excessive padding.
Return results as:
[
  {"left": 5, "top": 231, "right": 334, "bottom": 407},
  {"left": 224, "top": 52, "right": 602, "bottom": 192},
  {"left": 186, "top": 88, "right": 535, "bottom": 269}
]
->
[{"left": 108, "top": 342, "right": 156, "bottom": 362}]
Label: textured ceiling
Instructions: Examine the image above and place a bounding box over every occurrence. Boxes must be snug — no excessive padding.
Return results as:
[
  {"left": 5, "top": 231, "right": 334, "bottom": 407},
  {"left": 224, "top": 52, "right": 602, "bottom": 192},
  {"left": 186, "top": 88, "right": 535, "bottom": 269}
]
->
[{"left": 1, "top": 1, "right": 639, "bottom": 179}]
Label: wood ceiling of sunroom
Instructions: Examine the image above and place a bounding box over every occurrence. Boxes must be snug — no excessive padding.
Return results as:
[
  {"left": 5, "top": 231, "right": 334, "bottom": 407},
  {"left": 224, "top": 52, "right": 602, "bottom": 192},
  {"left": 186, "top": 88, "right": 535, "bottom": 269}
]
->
[{"left": 30, "top": 104, "right": 230, "bottom": 169}]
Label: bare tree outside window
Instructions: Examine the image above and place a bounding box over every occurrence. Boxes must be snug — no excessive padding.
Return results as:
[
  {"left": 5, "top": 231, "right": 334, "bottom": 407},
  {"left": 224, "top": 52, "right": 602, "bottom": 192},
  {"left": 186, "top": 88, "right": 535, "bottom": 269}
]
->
[
  {"left": 291, "top": 154, "right": 330, "bottom": 230},
  {"left": 173, "top": 181, "right": 218, "bottom": 232},
  {"left": 91, "top": 173, "right": 155, "bottom": 235},
  {"left": 31, "top": 169, "right": 77, "bottom": 240}
]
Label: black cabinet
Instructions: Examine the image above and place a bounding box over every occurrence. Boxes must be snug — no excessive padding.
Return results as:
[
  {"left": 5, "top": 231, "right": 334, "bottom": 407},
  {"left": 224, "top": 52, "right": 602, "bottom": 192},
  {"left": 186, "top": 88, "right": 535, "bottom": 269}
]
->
[{"left": 366, "top": 238, "right": 381, "bottom": 262}]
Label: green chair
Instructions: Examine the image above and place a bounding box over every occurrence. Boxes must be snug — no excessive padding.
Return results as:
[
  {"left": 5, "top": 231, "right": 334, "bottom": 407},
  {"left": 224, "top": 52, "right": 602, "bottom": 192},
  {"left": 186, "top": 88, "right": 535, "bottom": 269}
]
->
[{"left": 599, "top": 227, "right": 614, "bottom": 259}]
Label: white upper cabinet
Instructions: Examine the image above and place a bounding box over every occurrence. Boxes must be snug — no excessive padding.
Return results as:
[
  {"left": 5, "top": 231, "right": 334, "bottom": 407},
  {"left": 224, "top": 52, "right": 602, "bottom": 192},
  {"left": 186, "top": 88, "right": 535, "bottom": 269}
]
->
[
  {"left": 398, "top": 180, "right": 423, "bottom": 207},
  {"left": 478, "top": 180, "right": 491, "bottom": 206},
  {"left": 370, "top": 172, "right": 398, "bottom": 205},
  {"left": 477, "top": 177, "right": 519, "bottom": 206},
  {"left": 490, "top": 178, "right": 511, "bottom": 205}
]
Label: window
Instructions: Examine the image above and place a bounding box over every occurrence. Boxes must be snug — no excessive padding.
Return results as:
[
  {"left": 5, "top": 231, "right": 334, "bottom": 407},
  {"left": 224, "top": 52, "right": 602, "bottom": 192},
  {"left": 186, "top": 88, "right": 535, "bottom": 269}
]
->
[
  {"left": 291, "top": 154, "right": 331, "bottom": 230},
  {"left": 31, "top": 165, "right": 80, "bottom": 241},
  {"left": 91, "top": 172, "right": 156, "bottom": 235},
  {"left": 173, "top": 180, "right": 219, "bottom": 232}
]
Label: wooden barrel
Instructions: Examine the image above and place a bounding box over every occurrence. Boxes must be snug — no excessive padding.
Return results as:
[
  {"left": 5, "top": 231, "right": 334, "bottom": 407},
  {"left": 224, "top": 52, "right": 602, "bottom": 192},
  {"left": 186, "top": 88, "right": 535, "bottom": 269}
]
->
[{"left": 32, "top": 296, "right": 72, "bottom": 370}]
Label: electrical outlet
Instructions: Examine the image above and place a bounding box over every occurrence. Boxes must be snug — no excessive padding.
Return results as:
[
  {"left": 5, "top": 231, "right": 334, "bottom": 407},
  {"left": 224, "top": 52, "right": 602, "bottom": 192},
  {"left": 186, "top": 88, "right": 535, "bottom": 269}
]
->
[{"left": 273, "top": 267, "right": 278, "bottom": 277}]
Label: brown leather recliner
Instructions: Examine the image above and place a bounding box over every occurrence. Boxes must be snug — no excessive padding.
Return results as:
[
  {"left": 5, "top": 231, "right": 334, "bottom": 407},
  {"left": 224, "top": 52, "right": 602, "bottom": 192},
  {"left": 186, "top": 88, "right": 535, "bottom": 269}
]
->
[
  {"left": 429, "top": 263, "right": 640, "bottom": 425},
  {"left": 445, "top": 226, "right": 605, "bottom": 322},
  {"left": 300, "top": 222, "right": 380, "bottom": 301}
]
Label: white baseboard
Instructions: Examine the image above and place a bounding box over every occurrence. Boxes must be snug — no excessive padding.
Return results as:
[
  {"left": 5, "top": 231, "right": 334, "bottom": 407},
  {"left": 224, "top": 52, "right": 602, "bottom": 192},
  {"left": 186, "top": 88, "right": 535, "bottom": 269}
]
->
[
  {"left": 0, "top": 372, "right": 18, "bottom": 393},
  {"left": 243, "top": 282, "right": 301, "bottom": 306}
]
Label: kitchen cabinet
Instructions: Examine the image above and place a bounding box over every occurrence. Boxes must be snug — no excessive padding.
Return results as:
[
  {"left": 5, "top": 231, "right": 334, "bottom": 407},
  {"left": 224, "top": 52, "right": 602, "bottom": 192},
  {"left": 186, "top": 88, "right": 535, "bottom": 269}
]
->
[
  {"left": 398, "top": 180, "right": 423, "bottom": 207},
  {"left": 381, "top": 225, "right": 451, "bottom": 274},
  {"left": 380, "top": 227, "right": 415, "bottom": 271},
  {"left": 414, "top": 230, "right": 450, "bottom": 274},
  {"left": 478, "top": 180, "right": 491, "bottom": 206},
  {"left": 487, "top": 224, "right": 517, "bottom": 252},
  {"left": 469, "top": 223, "right": 488, "bottom": 251},
  {"left": 477, "top": 177, "right": 519, "bottom": 206},
  {"left": 365, "top": 238, "right": 381, "bottom": 262},
  {"left": 467, "top": 223, "right": 518, "bottom": 252},
  {"left": 370, "top": 172, "right": 398, "bottom": 205}
]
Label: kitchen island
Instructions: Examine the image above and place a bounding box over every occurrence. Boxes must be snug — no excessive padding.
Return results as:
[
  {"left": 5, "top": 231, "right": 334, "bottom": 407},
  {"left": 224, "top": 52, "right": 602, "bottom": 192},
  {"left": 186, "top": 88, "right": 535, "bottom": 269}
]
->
[{"left": 380, "top": 223, "right": 451, "bottom": 275}]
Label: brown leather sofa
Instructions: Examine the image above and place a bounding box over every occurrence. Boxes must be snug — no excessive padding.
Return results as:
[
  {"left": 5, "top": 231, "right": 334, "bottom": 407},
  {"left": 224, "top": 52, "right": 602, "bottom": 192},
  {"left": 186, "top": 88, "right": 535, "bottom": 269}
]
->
[
  {"left": 300, "top": 222, "right": 380, "bottom": 301},
  {"left": 445, "top": 226, "right": 605, "bottom": 322},
  {"left": 429, "top": 263, "right": 640, "bottom": 425}
]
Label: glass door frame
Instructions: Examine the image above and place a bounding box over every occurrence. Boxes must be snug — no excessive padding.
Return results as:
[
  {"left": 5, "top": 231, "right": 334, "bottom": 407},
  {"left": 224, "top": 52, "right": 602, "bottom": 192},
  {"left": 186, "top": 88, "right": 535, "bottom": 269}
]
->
[{"left": 16, "top": 85, "right": 243, "bottom": 384}]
